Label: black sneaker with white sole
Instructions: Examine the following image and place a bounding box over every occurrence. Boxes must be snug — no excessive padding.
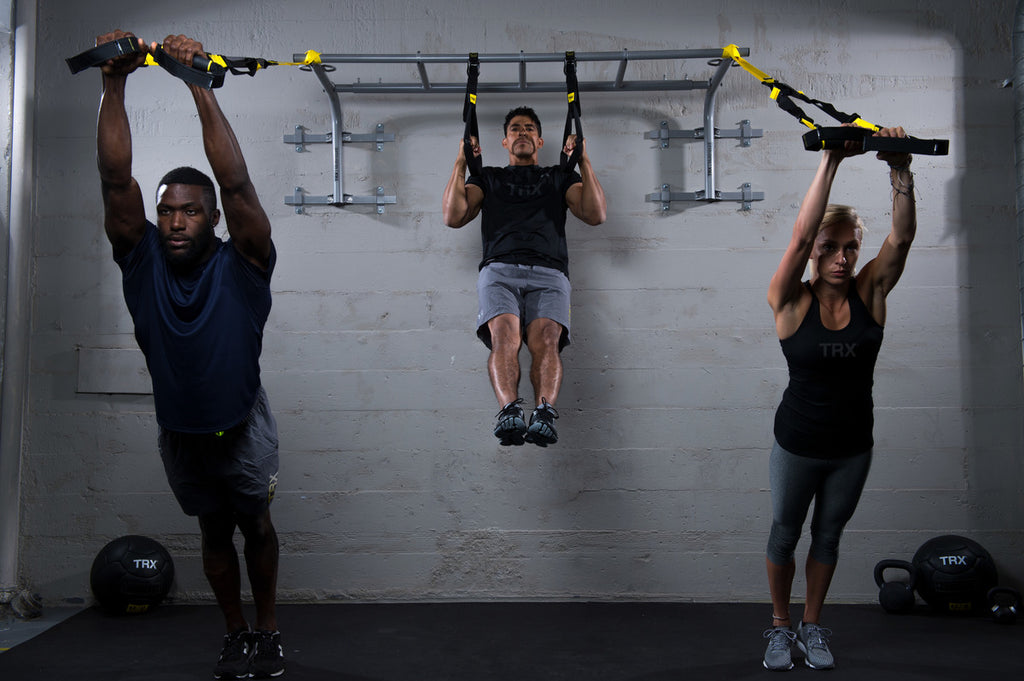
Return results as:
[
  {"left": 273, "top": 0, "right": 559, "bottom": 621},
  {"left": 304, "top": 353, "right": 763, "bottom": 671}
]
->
[
  {"left": 525, "top": 398, "right": 559, "bottom": 447},
  {"left": 250, "top": 629, "right": 285, "bottom": 678},
  {"left": 493, "top": 398, "right": 527, "bottom": 446},
  {"left": 213, "top": 628, "right": 254, "bottom": 680}
]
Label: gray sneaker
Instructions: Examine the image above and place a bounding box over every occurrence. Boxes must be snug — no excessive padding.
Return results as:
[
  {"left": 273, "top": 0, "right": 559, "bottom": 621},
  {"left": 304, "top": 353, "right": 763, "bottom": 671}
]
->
[
  {"left": 796, "top": 621, "right": 835, "bottom": 669},
  {"left": 762, "top": 627, "right": 796, "bottom": 671}
]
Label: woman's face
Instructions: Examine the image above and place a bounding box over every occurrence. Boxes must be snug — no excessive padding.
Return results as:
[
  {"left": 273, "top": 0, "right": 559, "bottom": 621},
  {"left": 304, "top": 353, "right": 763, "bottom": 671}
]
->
[{"left": 812, "top": 220, "right": 862, "bottom": 285}]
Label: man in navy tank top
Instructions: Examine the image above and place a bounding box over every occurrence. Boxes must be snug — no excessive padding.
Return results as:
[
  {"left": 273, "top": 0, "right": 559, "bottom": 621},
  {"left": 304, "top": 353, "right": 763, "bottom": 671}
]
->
[
  {"left": 96, "top": 30, "right": 284, "bottom": 679},
  {"left": 442, "top": 106, "right": 607, "bottom": 448}
]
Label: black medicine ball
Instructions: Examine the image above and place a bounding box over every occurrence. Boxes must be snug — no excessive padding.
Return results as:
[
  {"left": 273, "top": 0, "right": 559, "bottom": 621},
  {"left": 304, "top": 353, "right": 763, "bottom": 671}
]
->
[
  {"left": 90, "top": 535, "right": 175, "bottom": 615},
  {"left": 912, "top": 535, "right": 997, "bottom": 615}
]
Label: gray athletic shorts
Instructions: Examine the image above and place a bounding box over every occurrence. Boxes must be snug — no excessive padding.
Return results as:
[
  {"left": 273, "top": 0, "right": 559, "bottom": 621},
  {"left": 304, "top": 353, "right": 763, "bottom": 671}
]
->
[
  {"left": 476, "top": 262, "right": 571, "bottom": 350},
  {"left": 158, "top": 386, "right": 279, "bottom": 517}
]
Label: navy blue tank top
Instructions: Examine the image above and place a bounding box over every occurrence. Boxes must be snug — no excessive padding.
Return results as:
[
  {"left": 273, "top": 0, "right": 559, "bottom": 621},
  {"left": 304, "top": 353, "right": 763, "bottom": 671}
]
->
[
  {"left": 118, "top": 222, "right": 275, "bottom": 433},
  {"left": 774, "top": 280, "right": 884, "bottom": 458}
]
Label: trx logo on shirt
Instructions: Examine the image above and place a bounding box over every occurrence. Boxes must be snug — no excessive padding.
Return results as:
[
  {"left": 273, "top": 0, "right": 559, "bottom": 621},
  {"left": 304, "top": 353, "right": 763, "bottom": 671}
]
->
[
  {"left": 503, "top": 182, "right": 545, "bottom": 200},
  {"left": 820, "top": 342, "right": 857, "bottom": 358}
]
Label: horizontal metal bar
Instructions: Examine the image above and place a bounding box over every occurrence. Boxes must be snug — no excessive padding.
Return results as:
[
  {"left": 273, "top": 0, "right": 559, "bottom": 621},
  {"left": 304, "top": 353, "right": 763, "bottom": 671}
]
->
[
  {"left": 328, "top": 79, "right": 708, "bottom": 94},
  {"left": 295, "top": 47, "right": 747, "bottom": 65}
]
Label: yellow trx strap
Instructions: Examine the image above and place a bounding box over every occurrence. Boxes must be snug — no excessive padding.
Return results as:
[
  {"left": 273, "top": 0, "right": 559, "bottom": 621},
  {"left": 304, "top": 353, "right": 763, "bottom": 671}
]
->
[
  {"left": 722, "top": 44, "right": 878, "bottom": 132},
  {"left": 721, "top": 44, "right": 948, "bottom": 155}
]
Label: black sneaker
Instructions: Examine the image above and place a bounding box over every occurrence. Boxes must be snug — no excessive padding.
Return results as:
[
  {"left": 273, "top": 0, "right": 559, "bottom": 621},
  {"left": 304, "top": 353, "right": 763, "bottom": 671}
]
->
[
  {"left": 525, "top": 398, "right": 558, "bottom": 447},
  {"left": 213, "top": 628, "right": 254, "bottom": 679},
  {"left": 493, "top": 398, "right": 527, "bottom": 446},
  {"left": 250, "top": 629, "right": 285, "bottom": 678}
]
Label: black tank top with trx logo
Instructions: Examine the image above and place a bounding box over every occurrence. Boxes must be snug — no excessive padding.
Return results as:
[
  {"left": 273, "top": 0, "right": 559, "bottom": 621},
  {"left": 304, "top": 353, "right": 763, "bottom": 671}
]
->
[{"left": 774, "top": 279, "right": 884, "bottom": 458}]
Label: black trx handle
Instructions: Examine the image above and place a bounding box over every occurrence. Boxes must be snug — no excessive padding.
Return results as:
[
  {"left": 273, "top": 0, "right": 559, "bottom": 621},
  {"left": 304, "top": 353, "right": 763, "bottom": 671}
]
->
[
  {"left": 560, "top": 51, "right": 584, "bottom": 174},
  {"left": 66, "top": 39, "right": 225, "bottom": 89},
  {"left": 150, "top": 46, "right": 225, "bottom": 89},
  {"left": 462, "top": 53, "right": 482, "bottom": 176},
  {"left": 65, "top": 36, "right": 142, "bottom": 74},
  {"left": 801, "top": 127, "right": 950, "bottom": 155}
]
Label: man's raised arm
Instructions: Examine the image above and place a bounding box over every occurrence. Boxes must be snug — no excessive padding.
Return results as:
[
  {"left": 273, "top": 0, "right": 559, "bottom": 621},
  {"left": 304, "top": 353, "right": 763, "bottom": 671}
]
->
[
  {"left": 96, "top": 30, "right": 148, "bottom": 259},
  {"left": 160, "top": 34, "right": 273, "bottom": 270}
]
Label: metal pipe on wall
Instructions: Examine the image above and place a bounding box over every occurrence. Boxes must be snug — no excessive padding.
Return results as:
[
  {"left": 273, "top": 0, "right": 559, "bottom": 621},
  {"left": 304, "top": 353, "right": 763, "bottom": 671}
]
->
[
  {"left": 0, "top": 0, "right": 37, "bottom": 596},
  {"left": 1015, "top": 0, "right": 1024, "bottom": 368}
]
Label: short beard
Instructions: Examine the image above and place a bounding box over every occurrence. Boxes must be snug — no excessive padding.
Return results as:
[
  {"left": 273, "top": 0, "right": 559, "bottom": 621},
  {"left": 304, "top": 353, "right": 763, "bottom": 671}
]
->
[
  {"left": 162, "top": 226, "right": 214, "bottom": 273},
  {"left": 512, "top": 144, "right": 535, "bottom": 160}
]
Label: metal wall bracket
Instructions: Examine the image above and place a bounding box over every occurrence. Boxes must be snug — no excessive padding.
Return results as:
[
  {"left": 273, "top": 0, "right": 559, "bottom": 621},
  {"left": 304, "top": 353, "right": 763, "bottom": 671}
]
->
[
  {"left": 284, "top": 124, "right": 396, "bottom": 152},
  {"left": 284, "top": 61, "right": 398, "bottom": 213},
  {"left": 645, "top": 181, "right": 764, "bottom": 212},
  {"left": 644, "top": 58, "right": 764, "bottom": 211},
  {"left": 644, "top": 119, "right": 762, "bottom": 148},
  {"left": 718, "top": 182, "right": 763, "bottom": 210},
  {"left": 286, "top": 185, "right": 397, "bottom": 215},
  {"left": 718, "top": 119, "right": 761, "bottom": 147},
  {"left": 284, "top": 126, "right": 331, "bottom": 151}
]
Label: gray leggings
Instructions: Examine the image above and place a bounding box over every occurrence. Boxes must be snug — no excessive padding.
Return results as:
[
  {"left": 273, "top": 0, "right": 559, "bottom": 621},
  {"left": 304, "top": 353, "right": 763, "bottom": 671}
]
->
[{"left": 766, "top": 440, "right": 872, "bottom": 566}]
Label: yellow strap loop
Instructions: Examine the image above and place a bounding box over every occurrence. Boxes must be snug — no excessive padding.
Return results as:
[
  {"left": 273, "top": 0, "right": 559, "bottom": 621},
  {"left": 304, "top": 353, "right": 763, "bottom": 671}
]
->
[
  {"left": 851, "top": 116, "right": 880, "bottom": 132},
  {"left": 722, "top": 44, "right": 773, "bottom": 84},
  {"left": 262, "top": 50, "right": 322, "bottom": 68}
]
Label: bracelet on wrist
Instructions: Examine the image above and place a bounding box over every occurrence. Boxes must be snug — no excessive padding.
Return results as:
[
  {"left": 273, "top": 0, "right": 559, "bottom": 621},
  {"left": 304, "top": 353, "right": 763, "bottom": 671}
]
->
[{"left": 887, "top": 157, "right": 912, "bottom": 172}]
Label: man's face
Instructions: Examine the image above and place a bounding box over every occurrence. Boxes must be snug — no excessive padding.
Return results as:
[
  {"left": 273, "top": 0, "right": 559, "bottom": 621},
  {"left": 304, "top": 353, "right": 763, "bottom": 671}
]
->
[
  {"left": 155, "top": 183, "right": 219, "bottom": 271},
  {"left": 502, "top": 115, "right": 544, "bottom": 163}
]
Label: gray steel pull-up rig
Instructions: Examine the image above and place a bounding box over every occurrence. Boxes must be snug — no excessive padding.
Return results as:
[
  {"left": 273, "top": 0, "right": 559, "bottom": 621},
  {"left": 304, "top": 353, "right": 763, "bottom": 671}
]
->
[{"left": 284, "top": 47, "right": 763, "bottom": 213}]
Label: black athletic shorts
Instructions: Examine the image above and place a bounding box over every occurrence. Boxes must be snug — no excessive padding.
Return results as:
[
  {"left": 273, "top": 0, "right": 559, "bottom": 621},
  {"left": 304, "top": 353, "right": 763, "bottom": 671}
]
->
[{"left": 157, "top": 387, "right": 279, "bottom": 517}]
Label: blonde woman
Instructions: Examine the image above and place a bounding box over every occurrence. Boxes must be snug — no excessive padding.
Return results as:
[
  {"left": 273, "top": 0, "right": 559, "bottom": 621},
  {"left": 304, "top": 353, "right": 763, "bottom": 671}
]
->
[{"left": 762, "top": 126, "right": 916, "bottom": 671}]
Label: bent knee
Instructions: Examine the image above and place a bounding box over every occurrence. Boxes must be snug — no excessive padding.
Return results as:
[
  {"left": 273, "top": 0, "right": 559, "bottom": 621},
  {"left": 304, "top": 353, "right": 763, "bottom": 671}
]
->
[
  {"left": 525, "top": 318, "right": 563, "bottom": 348},
  {"left": 488, "top": 314, "right": 522, "bottom": 343},
  {"left": 767, "top": 522, "right": 801, "bottom": 565},
  {"left": 808, "top": 530, "right": 842, "bottom": 565}
]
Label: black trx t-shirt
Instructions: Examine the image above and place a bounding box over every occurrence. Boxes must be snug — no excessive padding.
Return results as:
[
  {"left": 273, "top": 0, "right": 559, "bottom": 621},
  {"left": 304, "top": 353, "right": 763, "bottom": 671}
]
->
[
  {"left": 467, "top": 164, "right": 582, "bottom": 277},
  {"left": 774, "top": 280, "right": 884, "bottom": 458}
]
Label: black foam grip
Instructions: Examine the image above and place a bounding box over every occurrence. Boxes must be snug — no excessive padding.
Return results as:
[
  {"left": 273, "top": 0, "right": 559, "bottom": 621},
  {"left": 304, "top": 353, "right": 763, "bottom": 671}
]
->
[
  {"left": 66, "top": 37, "right": 142, "bottom": 74},
  {"left": 802, "top": 127, "right": 949, "bottom": 156},
  {"left": 151, "top": 46, "right": 224, "bottom": 89}
]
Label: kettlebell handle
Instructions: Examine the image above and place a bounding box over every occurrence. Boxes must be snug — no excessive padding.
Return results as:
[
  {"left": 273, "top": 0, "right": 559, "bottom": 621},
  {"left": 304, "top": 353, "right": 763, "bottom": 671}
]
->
[
  {"left": 987, "top": 585, "right": 1021, "bottom": 624},
  {"left": 874, "top": 559, "right": 917, "bottom": 589}
]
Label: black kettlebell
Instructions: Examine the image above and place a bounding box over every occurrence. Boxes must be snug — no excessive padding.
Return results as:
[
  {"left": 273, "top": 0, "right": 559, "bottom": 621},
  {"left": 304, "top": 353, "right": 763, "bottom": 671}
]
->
[
  {"left": 987, "top": 586, "right": 1021, "bottom": 625},
  {"left": 874, "top": 559, "right": 917, "bottom": 614}
]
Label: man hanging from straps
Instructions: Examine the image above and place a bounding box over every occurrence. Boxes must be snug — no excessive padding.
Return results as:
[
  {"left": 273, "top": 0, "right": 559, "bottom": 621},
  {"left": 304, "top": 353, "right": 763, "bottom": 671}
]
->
[
  {"left": 442, "top": 105, "right": 607, "bottom": 447},
  {"left": 95, "top": 30, "right": 284, "bottom": 679}
]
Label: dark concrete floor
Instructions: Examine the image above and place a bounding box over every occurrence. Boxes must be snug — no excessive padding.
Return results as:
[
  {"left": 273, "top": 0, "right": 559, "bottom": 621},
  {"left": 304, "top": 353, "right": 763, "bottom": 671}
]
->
[{"left": 1, "top": 601, "right": 1022, "bottom": 680}]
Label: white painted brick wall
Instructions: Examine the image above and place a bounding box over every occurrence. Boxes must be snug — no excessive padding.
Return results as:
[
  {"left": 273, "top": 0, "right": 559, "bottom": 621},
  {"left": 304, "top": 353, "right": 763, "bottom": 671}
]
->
[{"left": 16, "top": 0, "right": 1022, "bottom": 605}]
